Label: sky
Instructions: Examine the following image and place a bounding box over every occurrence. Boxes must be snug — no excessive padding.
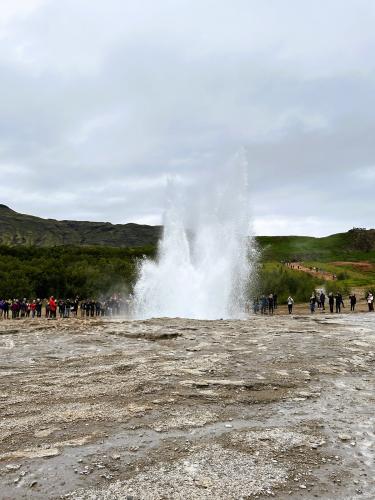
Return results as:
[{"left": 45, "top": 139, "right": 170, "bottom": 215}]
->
[{"left": 0, "top": 0, "right": 374, "bottom": 236}]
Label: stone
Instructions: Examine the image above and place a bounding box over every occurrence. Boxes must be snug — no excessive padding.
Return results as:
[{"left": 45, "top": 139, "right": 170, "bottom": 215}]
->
[
  {"left": 5, "top": 464, "right": 21, "bottom": 471},
  {"left": 338, "top": 434, "right": 351, "bottom": 441}
]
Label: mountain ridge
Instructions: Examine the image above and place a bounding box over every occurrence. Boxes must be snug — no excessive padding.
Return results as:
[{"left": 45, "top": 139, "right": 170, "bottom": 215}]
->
[
  {"left": 0, "top": 205, "right": 162, "bottom": 247},
  {"left": 1, "top": 206, "right": 374, "bottom": 261}
]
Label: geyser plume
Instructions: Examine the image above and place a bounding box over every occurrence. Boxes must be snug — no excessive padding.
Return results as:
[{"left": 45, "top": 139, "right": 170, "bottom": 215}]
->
[{"left": 133, "top": 156, "right": 256, "bottom": 319}]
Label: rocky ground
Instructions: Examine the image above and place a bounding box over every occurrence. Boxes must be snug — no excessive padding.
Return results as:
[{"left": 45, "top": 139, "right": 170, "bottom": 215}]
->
[{"left": 0, "top": 314, "right": 374, "bottom": 499}]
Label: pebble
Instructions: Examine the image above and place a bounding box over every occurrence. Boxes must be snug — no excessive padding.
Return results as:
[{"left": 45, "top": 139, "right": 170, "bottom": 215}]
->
[
  {"left": 338, "top": 434, "right": 351, "bottom": 441},
  {"left": 5, "top": 464, "right": 21, "bottom": 472}
]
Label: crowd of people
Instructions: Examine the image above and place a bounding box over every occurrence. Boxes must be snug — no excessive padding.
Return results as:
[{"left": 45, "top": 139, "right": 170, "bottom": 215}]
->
[
  {"left": 1, "top": 291, "right": 374, "bottom": 320},
  {"left": 284, "top": 262, "right": 338, "bottom": 280},
  {"left": 251, "top": 290, "right": 375, "bottom": 315},
  {"left": 0, "top": 295, "right": 131, "bottom": 319},
  {"left": 252, "top": 293, "right": 278, "bottom": 315}
]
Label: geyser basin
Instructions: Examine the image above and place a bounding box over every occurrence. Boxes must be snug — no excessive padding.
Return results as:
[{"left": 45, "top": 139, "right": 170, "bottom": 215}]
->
[{"left": 133, "top": 156, "right": 257, "bottom": 319}]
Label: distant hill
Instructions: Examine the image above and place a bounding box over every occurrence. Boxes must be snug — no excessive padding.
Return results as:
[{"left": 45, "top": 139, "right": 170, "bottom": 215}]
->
[
  {"left": 1, "top": 205, "right": 374, "bottom": 263},
  {"left": 257, "top": 228, "right": 375, "bottom": 262},
  {"left": 0, "top": 205, "right": 162, "bottom": 247}
]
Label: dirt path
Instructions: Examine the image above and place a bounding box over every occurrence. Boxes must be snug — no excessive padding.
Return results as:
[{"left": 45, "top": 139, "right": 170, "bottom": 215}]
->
[
  {"left": 0, "top": 316, "right": 375, "bottom": 499},
  {"left": 287, "top": 262, "right": 335, "bottom": 281}
]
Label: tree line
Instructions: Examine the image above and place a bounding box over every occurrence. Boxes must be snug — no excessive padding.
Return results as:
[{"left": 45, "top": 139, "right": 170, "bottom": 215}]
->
[{"left": 0, "top": 245, "right": 155, "bottom": 299}]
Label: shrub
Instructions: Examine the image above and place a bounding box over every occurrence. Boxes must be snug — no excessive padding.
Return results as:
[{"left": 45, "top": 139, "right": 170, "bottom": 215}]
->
[
  {"left": 254, "top": 265, "right": 319, "bottom": 304},
  {"left": 325, "top": 280, "right": 351, "bottom": 297}
]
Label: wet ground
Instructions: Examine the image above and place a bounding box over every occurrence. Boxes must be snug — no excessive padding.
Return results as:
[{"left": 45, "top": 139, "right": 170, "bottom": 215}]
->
[{"left": 0, "top": 314, "right": 374, "bottom": 499}]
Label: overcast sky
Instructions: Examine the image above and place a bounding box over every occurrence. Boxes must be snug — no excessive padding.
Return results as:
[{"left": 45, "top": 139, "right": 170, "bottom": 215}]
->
[{"left": 1, "top": 0, "right": 374, "bottom": 236}]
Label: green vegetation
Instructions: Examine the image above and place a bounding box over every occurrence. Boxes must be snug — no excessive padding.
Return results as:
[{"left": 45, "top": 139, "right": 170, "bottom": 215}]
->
[
  {"left": 0, "top": 245, "right": 155, "bottom": 299},
  {"left": 0, "top": 205, "right": 161, "bottom": 247},
  {"left": 257, "top": 228, "right": 375, "bottom": 263},
  {"left": 256, "top": 263, "right": 319, "bottom": 303},
  {"left": 256, "top": 228, "right": 375, "bottom": 301},
  {"left": 0, "top": 204, "right": 374, "bottom": 303}
]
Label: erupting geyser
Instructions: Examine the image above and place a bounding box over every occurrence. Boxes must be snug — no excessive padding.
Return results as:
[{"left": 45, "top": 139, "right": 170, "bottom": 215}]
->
[{"left": 133, "top": 155, "right": 256, "bottom": 319}]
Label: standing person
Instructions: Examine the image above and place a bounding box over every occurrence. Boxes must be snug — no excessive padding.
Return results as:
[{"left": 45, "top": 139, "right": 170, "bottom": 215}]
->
[
  {"left": 49, "top": 296, "right": 57, "bottom": 319},
  {"left": 328, "top": 293, "right": 334, "bottom": 313},
  {"left": 252, "top": 298, "right": 259, "bottom": 314},
  {"left": 30, "top": 300, "right": 37, "bottom": 318},
  {"left": 335, "top": 293, "right": 344, "bottom": 313},
  {"left": 36, "top": 299, "right": 42, "bottom": 318},
  {"left": 350, "top": 294, "right": 357, "bottom": 311},
  {"left": 310, "top": 295, "right": 316, "bottom": 313},
  {"left": 367, "top": 292, "right": 374, "bottom": 312},
  {"left": 64, "top": 298, "right": 71, "bottom": 318},
  {"left": 268, "top": 293, "right": 274, "bottom": 315},
  {"left": 287, "top": 296, "right": 294, "bottom": 314},
  {"left": 4, "top": 299, "right": 10, "bottom": 319},
  {"left": 95, "top": 300, "right": 101, "bottom": 317},
  {"left": 273, "top": 293, "right": 278, "bottom": 310},
  {"left": 316, "top": 292, "right": 322, "bottom": 309},
  {"left": 45, "top": 299, "right": 50, "bottom": 318},
  {"left": 260, "top": 295, "right": 267, "bottom": 315},
  {"left": 73, "top": 297, "right": 79, "bottom": 317},
  {"left": 320, "top": 291, "right": 326, "bottom": 311},
  {"left": 58, "top": 300, "right": 65, "bottom": 318}
]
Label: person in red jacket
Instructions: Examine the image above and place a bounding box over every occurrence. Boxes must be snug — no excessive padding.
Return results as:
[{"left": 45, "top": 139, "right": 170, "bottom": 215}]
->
[
  {"left": 30, "top": 300, "right": 37, "bottom": 318},
  {"left": 49, "top": 296, "right": 57, "bottom": 319}
]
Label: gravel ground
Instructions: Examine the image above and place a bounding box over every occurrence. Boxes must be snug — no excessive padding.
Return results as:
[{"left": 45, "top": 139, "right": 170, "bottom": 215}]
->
[{"left": 0, "top": 314, "right": 374, "bottom": 499}]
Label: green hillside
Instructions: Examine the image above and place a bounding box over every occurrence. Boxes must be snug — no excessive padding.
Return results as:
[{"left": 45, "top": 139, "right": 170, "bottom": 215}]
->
[
  {"left": 0, "top": 205, "right": 162, "bottom": 247},
  {"left": 257, "top": 229, "right": 375, "bottom": 263},
  {"left": 0, "top": 205, "right": 374, "bottom": 300}
]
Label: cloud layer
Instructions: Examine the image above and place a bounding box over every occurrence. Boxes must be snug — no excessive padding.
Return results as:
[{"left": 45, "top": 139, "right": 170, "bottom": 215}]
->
[{"left": 1, "top": 0, "right": 374, "bottom": 235}]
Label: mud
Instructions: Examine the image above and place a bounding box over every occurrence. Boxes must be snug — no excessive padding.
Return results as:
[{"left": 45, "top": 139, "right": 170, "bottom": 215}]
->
[{"left": 0, "top": 314, "right": 374, "bottom": 499}]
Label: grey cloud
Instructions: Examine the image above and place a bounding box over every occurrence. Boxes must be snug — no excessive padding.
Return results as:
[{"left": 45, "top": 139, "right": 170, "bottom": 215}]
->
[{"left": 0, "top": 0, "right": 375, "bottom": 235}]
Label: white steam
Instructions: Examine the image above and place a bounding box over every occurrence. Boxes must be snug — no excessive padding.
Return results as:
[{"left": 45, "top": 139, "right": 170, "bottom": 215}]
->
[{"left": 133, "top": 153, "right": 256, "bottom": 319}]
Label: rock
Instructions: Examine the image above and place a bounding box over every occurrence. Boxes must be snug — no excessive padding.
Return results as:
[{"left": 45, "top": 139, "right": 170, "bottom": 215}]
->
[
  {"left": 338, "top": 434, "right": 351, "bottom": 441},
  {"left": 0, "top": 447, "right": 60, "bottom": 460},
  {"left": 5, "top": 464, "right": 21, "bottom": 471},
  {"left": 34, "top": 427, "right": 59, "bottom": 438},
  {"left": 194, "top": 477, "right": 212, "bottom": 488},
  {"left": 29, "top": 481, "right": 38, "bottom": 488}
]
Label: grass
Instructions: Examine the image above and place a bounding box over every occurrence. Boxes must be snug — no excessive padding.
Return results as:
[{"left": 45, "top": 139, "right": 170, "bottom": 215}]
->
[
  {"left": 256, "top": 231, "right": 375, "bottom": 301},
  {"left": 257, "top": 233, "right": 375, "bottom": 263}
]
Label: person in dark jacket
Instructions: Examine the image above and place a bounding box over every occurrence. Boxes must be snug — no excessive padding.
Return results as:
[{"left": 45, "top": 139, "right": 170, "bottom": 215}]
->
[
  {"left": 268, "top": 293, "right": 274, "bottom": 315},
  {"left": 335, "top": 293, "right": 344, "bottom": 313},
  {"left": 260, "top": 295, "right": 268, "bottom": 315},
  {"left": 349, "top": 294, "right": 357, "bottom": 311},
  {"left": 320, "top": 292, "right": 326, "bottom": 311},
  {"left": 36, "top": 299, "right": 42, "bottom": 317},
  {"left": 328, "top": 293, "right": 334, "bottom": 313},
  {"left": 310, "top": 295, "right": 316, "bottom": 313}
]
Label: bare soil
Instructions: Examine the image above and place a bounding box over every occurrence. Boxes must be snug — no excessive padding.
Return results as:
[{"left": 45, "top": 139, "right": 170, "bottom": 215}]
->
[
  {"left": 1, "top": 314, "right": 375, "bottom": 499},
  {"left": 332, "top": 261, "right": 374, "bottom": 271},
  {"left": 289, "top": 263, "right": 335, "bottom": 281}
]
